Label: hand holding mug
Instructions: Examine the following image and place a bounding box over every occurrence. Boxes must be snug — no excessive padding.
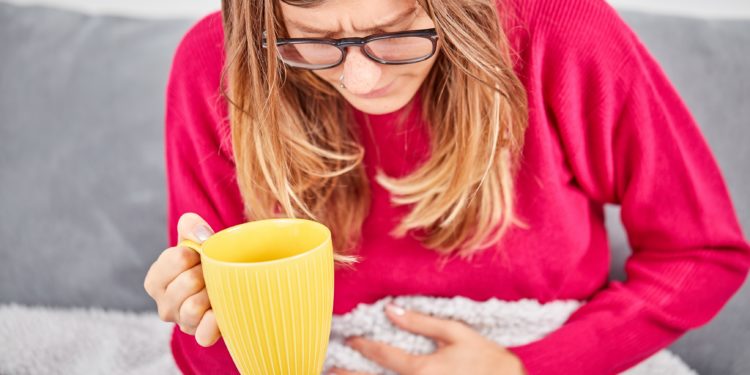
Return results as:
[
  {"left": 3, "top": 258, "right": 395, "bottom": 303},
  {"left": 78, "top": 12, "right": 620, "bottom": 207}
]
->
[{"left": 144, "top": 212, "right": 221, "bottom": 347}]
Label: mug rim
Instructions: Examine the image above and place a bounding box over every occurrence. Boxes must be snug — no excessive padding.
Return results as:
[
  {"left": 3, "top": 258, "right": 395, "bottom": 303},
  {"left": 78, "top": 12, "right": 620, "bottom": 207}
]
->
[{"left": 199, "top": 218, "right": 332, "bottom": 267}]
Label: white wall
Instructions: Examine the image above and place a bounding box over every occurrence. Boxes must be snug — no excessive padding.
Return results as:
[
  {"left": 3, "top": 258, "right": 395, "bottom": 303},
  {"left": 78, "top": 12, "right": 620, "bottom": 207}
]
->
[{"left": 2, "top": 0, "right": 750, "bottom": 19}]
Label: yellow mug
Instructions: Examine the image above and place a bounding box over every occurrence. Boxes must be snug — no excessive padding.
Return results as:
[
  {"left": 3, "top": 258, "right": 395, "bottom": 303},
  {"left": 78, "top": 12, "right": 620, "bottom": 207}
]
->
[{"left": 179, "top": 218, "right": 334, "bottom": 375}]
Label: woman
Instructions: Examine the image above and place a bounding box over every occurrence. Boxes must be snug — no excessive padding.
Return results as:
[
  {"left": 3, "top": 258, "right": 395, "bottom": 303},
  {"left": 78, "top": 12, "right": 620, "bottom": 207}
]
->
[{"left": 143, "top": 0, "right": 750, "bottom": 373}]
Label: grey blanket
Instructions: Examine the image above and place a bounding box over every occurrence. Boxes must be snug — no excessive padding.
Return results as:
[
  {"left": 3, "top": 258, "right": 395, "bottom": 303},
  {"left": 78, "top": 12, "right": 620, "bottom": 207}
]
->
[
  {"left": 0, "top": 297, "right": 697, "bottom": 375},
  {"left": 0, "top": 303, "right": 178, "bottom": 375}
]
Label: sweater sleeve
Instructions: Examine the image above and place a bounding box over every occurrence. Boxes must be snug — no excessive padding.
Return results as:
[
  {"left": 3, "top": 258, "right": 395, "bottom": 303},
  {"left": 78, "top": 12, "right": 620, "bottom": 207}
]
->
[
  {"left": 505, "top": 1, "right": 750, "bottom": 374},
  {"left": 165, "top": 12, "right": 246, "bottom": 249},
  {"left": 164, "top": 13, "right": 247, "bottom": 374}
]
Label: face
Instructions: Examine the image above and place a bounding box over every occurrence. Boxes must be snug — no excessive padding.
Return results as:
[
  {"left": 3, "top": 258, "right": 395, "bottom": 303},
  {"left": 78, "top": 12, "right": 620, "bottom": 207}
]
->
[{"left": 280, "top": 0, "right": 438, "bottom": 115}]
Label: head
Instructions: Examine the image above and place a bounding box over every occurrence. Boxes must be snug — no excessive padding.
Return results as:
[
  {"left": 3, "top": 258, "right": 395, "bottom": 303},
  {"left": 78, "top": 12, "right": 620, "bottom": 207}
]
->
[
  {"left": 220, "top": 0, "right": 529, "bottom": 261},
  {"left": 278, "top": 0, "right": 439, "bottom": 115}
]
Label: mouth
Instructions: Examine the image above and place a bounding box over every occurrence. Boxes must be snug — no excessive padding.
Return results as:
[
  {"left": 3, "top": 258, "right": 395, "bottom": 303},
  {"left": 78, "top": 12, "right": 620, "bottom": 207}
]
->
[{"left": 353, "top": 80, "right": 395, "bottom": 99}]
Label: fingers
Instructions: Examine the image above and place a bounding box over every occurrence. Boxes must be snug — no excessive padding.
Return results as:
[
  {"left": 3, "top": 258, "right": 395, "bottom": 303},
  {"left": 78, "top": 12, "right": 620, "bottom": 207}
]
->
[
  {"left": 145, "top": 211, "right": 210, "bottom": 303},
  {"left": 328, "top": 368, "right": 371, "bottom": 375},
  {"left": 345, "top": 337, "right": 421, "bottom": 374},
  {"left": 179, "top": 288, "right": 210, "bottom": 329},
  {"left": 195, "top": 309, "right": 222, "bottom": 347},
  {"left": 177, "top": 288, "right": 210, "bottom": 334},
  {"left": 143, "top": 212, "right": 220, "bottom": 347},
  {"left": 177, "top": 212, "right": 214, "bottom": 244},
  {"left": 384, "top": 303, "right": 470, "bottom": 344},
  {"left": 160, "top": 264, "right": 205, "bottom": 322},
  {"left": 144, "top": 246, "right": 201, "bottom": 305}
]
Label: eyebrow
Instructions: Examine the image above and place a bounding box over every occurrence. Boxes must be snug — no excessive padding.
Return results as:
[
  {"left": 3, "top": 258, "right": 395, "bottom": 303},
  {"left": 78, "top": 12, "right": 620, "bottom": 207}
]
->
[{"left": 286, "top": 6, "right": 418, "bottom": 36}]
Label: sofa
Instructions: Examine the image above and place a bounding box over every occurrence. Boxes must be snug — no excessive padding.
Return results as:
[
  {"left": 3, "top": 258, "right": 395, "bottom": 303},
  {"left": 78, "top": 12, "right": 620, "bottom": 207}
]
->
[{"left": 0, "top": 2, "right": 748, "bottom": 374}]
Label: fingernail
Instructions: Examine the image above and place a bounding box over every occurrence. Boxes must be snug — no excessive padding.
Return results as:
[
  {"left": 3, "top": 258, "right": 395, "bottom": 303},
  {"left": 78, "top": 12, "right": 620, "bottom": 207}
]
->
[
  {"left": 386, "top": 303, "right": 406, "bottom": 316},
  {"left": 193, "top": 224, "right": 213, "bottom": 243}
]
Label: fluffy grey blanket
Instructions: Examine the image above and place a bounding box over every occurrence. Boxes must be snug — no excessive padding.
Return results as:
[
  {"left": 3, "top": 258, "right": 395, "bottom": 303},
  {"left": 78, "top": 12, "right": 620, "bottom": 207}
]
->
[
  {"left": 0, "top": 303, "right": 178, "bottom": 375},
  {"left": 0, "top": 297, "right": 697, "bottom": 375},
  {"left": 323, "top": 296, "right": 698, "bottom": 375}
]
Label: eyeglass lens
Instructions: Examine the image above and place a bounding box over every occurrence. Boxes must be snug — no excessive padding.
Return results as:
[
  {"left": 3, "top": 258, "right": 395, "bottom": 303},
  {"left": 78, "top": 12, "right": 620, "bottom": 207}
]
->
[{"left": 277, "top": 36, "right": 434, "bottom": 69}]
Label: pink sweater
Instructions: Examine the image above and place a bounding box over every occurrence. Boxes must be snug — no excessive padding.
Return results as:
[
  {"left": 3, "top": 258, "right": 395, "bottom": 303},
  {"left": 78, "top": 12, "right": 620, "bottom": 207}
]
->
[{"left": 164, "top": 0, "right": 750, "bottom": 374}]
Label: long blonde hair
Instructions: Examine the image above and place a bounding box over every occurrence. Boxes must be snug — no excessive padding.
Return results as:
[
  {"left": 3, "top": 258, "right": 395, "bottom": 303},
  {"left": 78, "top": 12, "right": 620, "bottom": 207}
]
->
[{"left": 219, "top": 0, "right": 528, "bottom": 262}]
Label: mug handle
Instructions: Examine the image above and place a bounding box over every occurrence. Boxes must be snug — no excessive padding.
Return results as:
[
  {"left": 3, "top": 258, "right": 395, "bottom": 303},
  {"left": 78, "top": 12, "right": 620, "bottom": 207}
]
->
[{"left": 178, "top": 239, "right": 204, "bottom": 256}]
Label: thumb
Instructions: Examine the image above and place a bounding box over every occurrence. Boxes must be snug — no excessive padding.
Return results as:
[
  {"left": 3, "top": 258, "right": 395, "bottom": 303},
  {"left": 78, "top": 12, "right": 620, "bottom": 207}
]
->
[{"left": 177, "top": 212, "right": 214, "bottom": 244}]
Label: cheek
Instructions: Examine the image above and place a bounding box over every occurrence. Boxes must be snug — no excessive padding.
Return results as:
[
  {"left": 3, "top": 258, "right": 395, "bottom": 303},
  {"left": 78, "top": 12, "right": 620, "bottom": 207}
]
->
[
  {"left": 398, "top": 58, "right": 437, "bottom": 84},
  {"left": 386, "top": 63, "right": 427, "bottom": 81},
  {"left": 416, "top": 53, "right": 440, "bottom": 79}
]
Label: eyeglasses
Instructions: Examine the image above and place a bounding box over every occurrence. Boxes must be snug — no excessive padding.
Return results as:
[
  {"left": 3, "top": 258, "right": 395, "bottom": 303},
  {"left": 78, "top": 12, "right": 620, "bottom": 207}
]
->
[{"left": 262, "top": 28, "right": 439, "bottom": 70}]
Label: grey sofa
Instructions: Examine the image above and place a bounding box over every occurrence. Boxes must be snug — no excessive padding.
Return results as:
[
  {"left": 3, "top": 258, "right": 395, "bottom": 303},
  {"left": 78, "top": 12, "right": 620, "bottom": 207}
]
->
[{"left": 0, "top": 2, "right": 748, "bottom": 374}]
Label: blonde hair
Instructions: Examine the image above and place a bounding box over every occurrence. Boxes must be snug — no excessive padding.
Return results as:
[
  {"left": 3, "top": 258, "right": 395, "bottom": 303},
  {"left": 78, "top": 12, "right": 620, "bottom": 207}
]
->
[{"left": 219, "top": 0, "right": 529, "bottom": 263}]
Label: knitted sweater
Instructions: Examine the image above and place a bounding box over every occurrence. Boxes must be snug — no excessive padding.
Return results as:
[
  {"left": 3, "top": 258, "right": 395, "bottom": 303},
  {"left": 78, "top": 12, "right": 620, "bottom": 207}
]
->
[{"left": 164, "top": 0, "right": 750, "bottom": 373}]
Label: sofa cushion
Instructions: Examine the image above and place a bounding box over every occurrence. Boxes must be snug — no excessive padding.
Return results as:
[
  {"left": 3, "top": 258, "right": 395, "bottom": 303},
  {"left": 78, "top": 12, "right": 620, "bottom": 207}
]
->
[{"left": 0, "top": 3, "right": 192, "bottom": 310}]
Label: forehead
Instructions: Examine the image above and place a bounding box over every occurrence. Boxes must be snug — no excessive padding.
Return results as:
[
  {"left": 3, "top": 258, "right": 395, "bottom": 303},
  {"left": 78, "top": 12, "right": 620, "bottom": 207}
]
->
[{"left": 280, "top": 0, "right": 417, "bottom": 31}]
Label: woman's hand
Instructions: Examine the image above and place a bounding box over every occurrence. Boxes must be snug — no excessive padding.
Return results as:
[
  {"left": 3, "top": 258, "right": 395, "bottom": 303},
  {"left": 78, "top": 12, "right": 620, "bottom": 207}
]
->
[
  {"left": 330, "top": 303, "right": 528, "bottom": 375},
  {"left": 143, "top": 212, "right": 222, "bottom": 347}
]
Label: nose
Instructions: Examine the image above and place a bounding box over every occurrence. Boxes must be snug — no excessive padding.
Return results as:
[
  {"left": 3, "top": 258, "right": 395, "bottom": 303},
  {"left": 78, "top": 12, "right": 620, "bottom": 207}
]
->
[{"left": 341, "top": 47, "right": 382, "bottom": 95}]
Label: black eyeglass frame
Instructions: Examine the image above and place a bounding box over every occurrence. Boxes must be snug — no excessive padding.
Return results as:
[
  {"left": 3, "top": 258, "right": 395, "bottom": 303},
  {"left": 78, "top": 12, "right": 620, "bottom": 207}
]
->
[{"left": 262, "top": 28, "right": 439, "bottom": 70}]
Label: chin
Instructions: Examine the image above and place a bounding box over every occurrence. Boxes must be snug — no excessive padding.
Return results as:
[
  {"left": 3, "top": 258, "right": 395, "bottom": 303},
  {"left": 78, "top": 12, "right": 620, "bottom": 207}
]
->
[{"left": 343, "top": 83, "right": 419, "bottom": 115}]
